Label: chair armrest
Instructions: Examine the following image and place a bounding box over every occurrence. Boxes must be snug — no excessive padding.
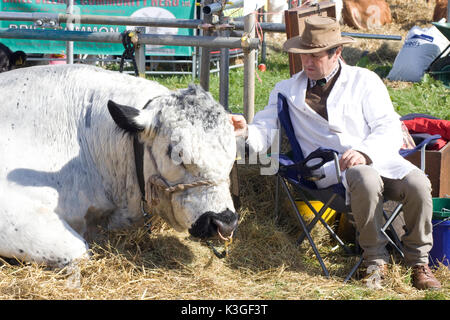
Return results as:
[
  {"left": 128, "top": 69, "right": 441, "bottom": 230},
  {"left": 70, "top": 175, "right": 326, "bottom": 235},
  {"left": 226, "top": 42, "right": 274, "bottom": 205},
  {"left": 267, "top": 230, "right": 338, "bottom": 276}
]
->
[
  {"left": 332, "top": 151, "right": 343, "bottom": 184},
  {"left": 278, "top": 148, "right": 342, "bottom": 183},
  {"left": 399, "top": 134, "right": 441, "bottom": 171}
]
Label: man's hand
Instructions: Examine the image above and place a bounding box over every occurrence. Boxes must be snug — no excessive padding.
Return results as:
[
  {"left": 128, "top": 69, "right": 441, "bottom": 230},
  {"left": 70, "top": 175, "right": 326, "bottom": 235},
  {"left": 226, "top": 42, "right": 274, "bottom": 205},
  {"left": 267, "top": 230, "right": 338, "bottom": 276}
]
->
[
  {"left": 229, "top": 114, "right": 248, "bottom": 137},
  {"left": 339, "top": 149, "right": 370, "bottom": 171}
]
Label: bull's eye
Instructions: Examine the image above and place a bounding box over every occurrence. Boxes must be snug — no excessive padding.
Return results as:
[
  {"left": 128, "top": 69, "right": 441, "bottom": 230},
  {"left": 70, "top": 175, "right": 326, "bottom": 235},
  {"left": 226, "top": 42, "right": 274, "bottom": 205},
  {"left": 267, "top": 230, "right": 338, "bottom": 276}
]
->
[
  {"left": 167, "top": 144, "right": 186, "bottom": 168},
  {"left": 167, "top": 144, "right": 184, "bottom": 160}
]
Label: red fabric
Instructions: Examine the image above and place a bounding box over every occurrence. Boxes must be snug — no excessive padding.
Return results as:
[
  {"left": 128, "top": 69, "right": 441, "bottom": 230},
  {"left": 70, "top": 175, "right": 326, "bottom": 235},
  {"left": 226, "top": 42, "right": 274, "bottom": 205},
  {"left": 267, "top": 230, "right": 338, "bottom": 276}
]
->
[
  {"left": 427, "top": 138, "right": 448, "bottom": 150},
  {"left": 403, "top": 118, "right": 450, "bottom": 150}
]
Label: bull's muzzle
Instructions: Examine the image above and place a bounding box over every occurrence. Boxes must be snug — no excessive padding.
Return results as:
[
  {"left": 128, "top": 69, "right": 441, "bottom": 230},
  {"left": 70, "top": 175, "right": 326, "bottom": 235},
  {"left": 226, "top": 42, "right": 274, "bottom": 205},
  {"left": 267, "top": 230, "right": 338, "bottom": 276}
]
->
[{"left": 188, "top": 209, "right": 239, "bottom": 240}]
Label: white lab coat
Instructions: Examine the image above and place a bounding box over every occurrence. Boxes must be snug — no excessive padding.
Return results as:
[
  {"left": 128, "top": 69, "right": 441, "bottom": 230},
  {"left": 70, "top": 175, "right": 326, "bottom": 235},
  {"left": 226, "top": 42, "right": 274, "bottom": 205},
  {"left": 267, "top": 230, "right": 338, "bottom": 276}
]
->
[{"left": 247, "top": 62, "right": 417, "bottom": 189}]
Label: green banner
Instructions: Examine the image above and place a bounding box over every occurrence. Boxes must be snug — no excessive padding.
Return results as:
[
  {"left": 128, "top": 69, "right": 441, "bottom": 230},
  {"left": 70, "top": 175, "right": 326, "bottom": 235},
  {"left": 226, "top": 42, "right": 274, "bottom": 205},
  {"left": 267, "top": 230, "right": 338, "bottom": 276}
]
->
[{"left": 0, "top": 0, "right": 195, "bottom": 55}]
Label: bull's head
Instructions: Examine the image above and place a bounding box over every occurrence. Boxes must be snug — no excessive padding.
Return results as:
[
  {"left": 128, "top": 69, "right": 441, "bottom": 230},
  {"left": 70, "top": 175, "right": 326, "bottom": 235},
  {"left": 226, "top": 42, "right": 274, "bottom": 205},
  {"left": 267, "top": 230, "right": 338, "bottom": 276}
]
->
[{"left": 107, "top": 84, "right": 239, "bottom": 241}]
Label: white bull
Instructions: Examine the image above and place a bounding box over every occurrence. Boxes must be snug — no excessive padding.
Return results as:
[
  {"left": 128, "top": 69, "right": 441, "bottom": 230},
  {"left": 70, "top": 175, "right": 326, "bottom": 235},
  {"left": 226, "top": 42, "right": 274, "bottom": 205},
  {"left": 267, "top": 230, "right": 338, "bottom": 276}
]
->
[{"left": 0, "top": 64, "right": 239, "bottom": 267}]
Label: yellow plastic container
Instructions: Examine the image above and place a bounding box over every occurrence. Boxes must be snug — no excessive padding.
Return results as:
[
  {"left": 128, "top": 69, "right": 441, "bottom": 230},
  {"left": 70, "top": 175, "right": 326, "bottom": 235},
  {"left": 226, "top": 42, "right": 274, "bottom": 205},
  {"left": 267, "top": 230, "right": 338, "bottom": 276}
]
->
[{"left": 295, "top": 200, "right": 336, "bottom": 224}]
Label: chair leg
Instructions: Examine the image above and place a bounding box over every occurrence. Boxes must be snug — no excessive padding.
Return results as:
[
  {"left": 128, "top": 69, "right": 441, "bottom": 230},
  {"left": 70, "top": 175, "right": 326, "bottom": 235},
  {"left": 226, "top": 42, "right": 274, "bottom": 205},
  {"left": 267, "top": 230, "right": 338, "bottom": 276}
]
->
[
  {"left": 344, "top": 255, "right": 363, "bottom": 283},
  {"left": 296, "top": 191, "right": 334, "bottom": 239},
  {"left": 280, "top": 177, "right": 330, "bottom": 278},
  {"left": 381, "top": 204, "right": 404, "bottom": 258},
  {"left": 274, "top": 174, "right": 280, "bottom": 222},
  {"left": 320, "top": 220, "right": 353, "bottom": 255},
  {"left": 344, "top": 205, "right": 405, "bottom": 283},
  {"left": 295, "top": 192, "right": 353, "bottom": 255}
]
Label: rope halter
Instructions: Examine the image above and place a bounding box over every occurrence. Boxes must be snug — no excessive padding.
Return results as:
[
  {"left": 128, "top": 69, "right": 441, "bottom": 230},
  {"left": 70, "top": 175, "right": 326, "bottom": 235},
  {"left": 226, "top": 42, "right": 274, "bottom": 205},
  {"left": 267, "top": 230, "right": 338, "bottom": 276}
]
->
[
  {"left": 145, "top": 174, "right": 233, "bottom": 259},
  {"left": 144, "top": 174, "right": 227, "bottom": 206}
]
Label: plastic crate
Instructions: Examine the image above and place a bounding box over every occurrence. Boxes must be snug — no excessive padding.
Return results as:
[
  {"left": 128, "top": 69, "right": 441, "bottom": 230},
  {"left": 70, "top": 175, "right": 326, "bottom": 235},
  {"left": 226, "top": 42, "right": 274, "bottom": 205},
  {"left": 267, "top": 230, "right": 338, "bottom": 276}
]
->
[
  {"left": 295, "top": 200, "right": 336, "bottom": 224},
  {"left": 429, "top": 198, "right": 450, "bottom": 268},
  {"left": 432, "top": 198, "right": 450, "bottom": 220}
]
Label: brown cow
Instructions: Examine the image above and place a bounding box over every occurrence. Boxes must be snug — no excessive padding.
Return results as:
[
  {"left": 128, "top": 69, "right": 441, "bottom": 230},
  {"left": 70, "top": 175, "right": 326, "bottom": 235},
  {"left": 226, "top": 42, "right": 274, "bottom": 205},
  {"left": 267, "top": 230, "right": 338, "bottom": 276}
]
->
[
  {"left": 342, "top": 0, "right": 392, "bottom": 30},
  {"left": 430, "top": 0, "right": 448, "bottom": 22}
]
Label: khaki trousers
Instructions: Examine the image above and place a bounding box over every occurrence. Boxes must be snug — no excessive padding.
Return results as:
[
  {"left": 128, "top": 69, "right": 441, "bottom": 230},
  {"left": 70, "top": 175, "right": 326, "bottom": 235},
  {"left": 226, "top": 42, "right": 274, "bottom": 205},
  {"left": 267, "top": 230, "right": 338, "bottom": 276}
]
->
[{"left": 346, "top": 165, "right": 433, "bottom": 267}]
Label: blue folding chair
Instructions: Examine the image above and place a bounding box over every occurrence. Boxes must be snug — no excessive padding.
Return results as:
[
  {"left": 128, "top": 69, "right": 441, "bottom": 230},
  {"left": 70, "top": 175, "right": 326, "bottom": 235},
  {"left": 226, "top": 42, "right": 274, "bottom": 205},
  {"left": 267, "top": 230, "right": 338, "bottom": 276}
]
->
[{"left": 273, "top": 93, "right": 441, "bottom": 281}]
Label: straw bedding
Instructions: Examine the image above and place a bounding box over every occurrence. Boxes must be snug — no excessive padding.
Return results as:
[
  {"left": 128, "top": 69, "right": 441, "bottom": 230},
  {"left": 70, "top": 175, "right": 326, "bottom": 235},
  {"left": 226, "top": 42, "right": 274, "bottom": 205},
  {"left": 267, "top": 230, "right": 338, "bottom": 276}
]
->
[
  {"left": 1, "top": 163, "right": 448, "bottom": 299},
  {"left": 0, "top": 0, "right": 448, "bottom": 299}
]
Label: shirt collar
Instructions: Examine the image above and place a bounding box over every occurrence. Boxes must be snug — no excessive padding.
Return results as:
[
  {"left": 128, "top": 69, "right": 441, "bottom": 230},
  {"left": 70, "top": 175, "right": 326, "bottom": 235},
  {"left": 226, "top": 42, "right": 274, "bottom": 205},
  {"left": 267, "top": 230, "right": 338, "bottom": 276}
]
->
[{"left": 308, "top": 60, "right": 341, "bottom": 89}]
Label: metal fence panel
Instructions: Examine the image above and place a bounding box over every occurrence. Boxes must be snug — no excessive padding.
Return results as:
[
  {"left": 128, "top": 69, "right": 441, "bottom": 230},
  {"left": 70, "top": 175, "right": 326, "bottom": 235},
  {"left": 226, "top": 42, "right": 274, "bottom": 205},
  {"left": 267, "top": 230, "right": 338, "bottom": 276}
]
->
[{"left": 0, "top": 0, "right": 195, "bottom": 56}]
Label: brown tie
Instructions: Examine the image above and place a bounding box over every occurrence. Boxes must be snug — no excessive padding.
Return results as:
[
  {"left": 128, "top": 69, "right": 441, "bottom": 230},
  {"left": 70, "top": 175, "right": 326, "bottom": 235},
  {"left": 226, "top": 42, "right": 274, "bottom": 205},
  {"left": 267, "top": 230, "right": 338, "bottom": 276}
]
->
[{"left": 305, "top": 67, "right": 341, "bottom": 120}]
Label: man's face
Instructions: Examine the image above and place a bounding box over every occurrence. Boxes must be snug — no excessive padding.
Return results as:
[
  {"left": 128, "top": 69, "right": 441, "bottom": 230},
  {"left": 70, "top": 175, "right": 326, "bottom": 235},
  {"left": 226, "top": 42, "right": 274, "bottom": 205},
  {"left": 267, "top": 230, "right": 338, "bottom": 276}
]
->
[{"left": 300, "top": 47, "right": 341, "bottom": 80}]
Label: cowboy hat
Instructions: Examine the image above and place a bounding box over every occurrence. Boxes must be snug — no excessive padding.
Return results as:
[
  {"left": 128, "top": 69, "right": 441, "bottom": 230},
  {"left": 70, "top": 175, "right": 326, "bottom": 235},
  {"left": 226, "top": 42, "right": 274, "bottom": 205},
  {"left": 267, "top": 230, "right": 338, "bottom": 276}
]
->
[{"left": 283, "top": 16, "right": 355, "bottom": 54}]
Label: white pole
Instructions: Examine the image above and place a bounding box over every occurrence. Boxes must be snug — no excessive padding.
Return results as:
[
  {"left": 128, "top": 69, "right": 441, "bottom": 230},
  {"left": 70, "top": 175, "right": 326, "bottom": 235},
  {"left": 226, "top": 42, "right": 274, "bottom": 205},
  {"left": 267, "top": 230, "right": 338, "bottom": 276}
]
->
[
  {"left": 66, "top": 0, "right": 73, "bottom": 64},
  {"left": 243, "top": 12, "right": 256, "bottom": 123},
  {"left": 135, "top": 26, "right": 146, "bottom": 78}
]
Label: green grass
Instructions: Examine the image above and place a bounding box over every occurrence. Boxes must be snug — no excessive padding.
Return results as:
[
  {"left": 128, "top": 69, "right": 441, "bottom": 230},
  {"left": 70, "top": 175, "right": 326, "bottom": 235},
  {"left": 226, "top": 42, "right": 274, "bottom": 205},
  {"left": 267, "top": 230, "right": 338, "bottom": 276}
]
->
[
  {"left": 147, "top": 50, "right": 449, "bottom": 120},
  {"left": 389, "top": 74, "right": 450, "bottom": 120},
  {"left": 147, "top": 52, "right": 290, "bottom": 114},
  {"left": 147, "top": 50, "right": 290, "bottom": 113}
]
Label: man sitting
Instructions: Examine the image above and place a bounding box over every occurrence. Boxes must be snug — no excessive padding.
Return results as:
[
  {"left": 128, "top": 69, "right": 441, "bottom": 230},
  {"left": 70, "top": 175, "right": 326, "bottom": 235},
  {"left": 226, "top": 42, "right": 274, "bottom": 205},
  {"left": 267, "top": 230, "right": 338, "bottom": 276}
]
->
[{"left": 230, "top": 16, "right": 441, "bottom": 290}]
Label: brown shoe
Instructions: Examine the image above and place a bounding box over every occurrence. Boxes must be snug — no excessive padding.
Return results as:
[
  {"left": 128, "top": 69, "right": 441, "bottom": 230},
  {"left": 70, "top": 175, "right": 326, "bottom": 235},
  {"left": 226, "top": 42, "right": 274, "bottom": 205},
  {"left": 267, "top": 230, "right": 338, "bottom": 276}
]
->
[{"left": 412, "top": 264, "right": 441, "bottom": 290}]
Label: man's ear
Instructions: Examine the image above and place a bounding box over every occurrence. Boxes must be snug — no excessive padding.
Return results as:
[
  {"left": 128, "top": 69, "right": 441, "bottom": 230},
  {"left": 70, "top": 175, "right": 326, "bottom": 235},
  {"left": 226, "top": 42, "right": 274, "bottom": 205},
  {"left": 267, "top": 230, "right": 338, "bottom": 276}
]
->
[
  {"left": 107, "top": 100, "right": 145, "bottom": 133},
  {"left": 335, "top": 46, "right": 343, "bottom": 59}
]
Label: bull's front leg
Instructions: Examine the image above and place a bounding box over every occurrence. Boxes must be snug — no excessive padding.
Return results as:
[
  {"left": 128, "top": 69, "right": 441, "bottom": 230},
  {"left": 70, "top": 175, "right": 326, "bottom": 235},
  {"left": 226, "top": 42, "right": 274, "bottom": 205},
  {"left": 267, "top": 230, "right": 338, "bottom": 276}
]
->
[{"left": 0, "top": 191, "right": 90, "bottom": 268}]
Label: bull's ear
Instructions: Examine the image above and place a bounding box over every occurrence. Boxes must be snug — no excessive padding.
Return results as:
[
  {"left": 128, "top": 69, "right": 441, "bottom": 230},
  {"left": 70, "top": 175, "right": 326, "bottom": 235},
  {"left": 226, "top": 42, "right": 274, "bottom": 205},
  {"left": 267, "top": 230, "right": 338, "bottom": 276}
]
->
[{"left": 107, "top": 100, "right": 145, "bottom": 133}]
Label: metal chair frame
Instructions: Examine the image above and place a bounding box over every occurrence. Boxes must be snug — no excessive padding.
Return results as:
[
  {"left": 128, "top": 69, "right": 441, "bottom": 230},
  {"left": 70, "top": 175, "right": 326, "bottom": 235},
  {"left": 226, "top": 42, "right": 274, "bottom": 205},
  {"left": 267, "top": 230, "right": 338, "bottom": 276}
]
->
[{"left": 273, "top": 93, "right": 440, "bottom": 281}]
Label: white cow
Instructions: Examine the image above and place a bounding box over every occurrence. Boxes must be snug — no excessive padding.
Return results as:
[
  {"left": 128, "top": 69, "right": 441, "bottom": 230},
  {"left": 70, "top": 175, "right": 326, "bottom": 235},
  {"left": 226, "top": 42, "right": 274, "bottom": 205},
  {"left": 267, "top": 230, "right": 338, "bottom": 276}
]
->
[{"left": 0, "top": 64, "right": 238, "bottom": 267}]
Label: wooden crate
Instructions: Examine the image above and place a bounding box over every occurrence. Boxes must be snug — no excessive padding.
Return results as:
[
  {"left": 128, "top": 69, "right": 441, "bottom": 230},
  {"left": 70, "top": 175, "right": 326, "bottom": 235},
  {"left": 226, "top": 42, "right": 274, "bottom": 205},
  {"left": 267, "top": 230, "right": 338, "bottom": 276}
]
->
[
  {"left": 284, "top": 2, "right": 337, "bottom": 76},
  {"left": 405, "top": 142, "right": 450, "bottom": 198}
]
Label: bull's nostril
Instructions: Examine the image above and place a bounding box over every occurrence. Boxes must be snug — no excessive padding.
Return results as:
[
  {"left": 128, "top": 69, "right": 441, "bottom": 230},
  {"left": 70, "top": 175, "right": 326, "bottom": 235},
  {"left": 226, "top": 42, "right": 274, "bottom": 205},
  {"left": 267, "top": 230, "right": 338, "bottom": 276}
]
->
[
  {"left": 212, "top": 216, "right": 238, "bottom": 239},
  {"left": 189, "top": 210, "right": 239, "bottom": 240}
]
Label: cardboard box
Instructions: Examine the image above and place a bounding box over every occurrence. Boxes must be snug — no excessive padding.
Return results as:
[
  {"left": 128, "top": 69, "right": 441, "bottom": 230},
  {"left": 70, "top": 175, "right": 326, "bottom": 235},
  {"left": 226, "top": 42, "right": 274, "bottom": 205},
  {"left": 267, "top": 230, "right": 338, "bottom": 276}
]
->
[{"left": 405, "top": 142, "right": 450, "bottom": 198}]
